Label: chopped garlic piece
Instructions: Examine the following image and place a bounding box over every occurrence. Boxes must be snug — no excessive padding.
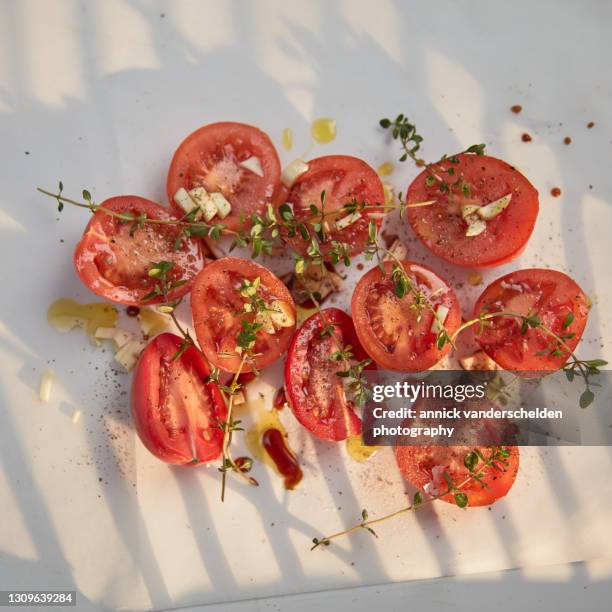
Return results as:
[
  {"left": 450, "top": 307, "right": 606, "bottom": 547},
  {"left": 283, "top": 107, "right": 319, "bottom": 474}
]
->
[
  {"left": 114, "top": 339, "right": 146, "bottom": 371},
  {"left": 39, "top": 370, "right": 54, "bottom": 402},
  {"left": 430, "top": 305, "right": 450, "bottom": 334},
  {"left": 71, "top": 409, "right": 82, "bottom": 424},
  {"left": 269, "top": 300, "right": 295, "bottom": 329},
  {"left": 94, "top": 327, "right": 116, "bottom": 340},
  {"left": 233, "top": 391, "right": 246, "bottom": 406},
  {"left": 94, "top": 327, "right": 134, "bottom": 348},
  {"left": 460, "top": 351, "right": 498, "bottom": 371},
  {"left": 239, "top": 156, "right": 264, "bottom": 177},
  {"left": 281, "top": 159, "right": 308, "bottom": 187},
  {"left": 477, "top": 194, "right": 512, "bottom": 220},
  {"left": 383, "top": 239, "right": 408, "bottom": 262},
  {"left": 173, "top": 187, "right": 197, "bottom": 213},
  {"left": 255, "top": 311, "right": 276, "bottom": 335},
  {"left": 295, "top": 266, "right": 343, "bottom": 303},
  {"left": 187, "top": 187, "right": 215, "bottom": 222},
  {"left": 335, "top": 211, "right": 361, "bottom": 230},
  {"left": 113, "top": 330, "right": 134, "bottom": 348},
  {"left": 465, "top": 218, "right": 487, "bottom": 237},
  {"left": 209, "top": 192, "right": 232, "bottom": 219},
  {"left": 461, "top": 204, "right": 480, "bottom": 219}
]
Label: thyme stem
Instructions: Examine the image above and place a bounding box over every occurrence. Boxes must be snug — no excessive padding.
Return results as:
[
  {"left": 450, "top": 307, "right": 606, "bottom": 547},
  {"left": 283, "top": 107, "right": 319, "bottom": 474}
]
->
[
  {"left": 220, "top": 353, "right": 258, "bottom": 501},
  {"left": 311, "top": 447, "right": 508, "bottom": 550},
  {"left": 37, "top": 186, "right": 238, "bottom": 235}
]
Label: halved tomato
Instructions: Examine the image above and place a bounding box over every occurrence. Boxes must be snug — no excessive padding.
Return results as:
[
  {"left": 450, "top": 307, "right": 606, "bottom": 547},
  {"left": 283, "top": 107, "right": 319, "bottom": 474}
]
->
[
  {"left": 285, "top": 308, "right": 372, "bottom": 441},
  {"left": 167, "top": 122, "right": 281, "bottom": 232},
  {"left": 131, "top": 333, "right": 226, "bottom": 465},
  {"left": 74, "top": 196, "right": 205, "bottom": 306},
  {"left": 351, "top": 261, "right": 461, "bottom": 371},
  {"left": 395, "top": 444, "right": 519, "bottom": 506},
  {"left": 406, "top": 153, "right": 539, "bottom": 268},
  {"left": 275, "top": 155, "right": 384, "bottom": 258},
  {"left": 473, "top": 268, "right": 589, "bottom": 372},
  {"left": 191, "top": 257, "right": 296, "bottom": 373}
]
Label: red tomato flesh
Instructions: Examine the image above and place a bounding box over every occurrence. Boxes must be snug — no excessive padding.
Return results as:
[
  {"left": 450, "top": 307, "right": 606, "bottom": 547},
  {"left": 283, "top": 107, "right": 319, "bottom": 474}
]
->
[
  {"left": 406, "top": 153, "right": 539, "bottom": 268},
  {"left": 167, "top": 122, "right": 281, "bottom": 232},
  {"left": 284, "top": 308, "right": 371, "bottom": 441},
  {"left": 131, "top": 333, "right": 226, "bottom": 465},
  {"left": 395, "top": 444, "right": 519, "bottom": 506},
  {"left": 473, "top": 268, "right": 589, "bottom": 372},
  {"left": 275, "top": 155, "right": 385, "bottom": 258},
  {"left": 191, "top": 257, "right": 296, "bottom": 373},
  {"left": 351, "top": 261, "right": 461, "bottom": 371},
  {"left": 74, "top": 196, "right": 204, "bottom": 306}
]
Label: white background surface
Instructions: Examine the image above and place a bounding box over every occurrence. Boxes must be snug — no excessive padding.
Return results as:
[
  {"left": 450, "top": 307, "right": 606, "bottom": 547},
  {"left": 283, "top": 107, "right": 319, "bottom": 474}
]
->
[{"left": 1, "top": 1, "right": 612, "bottom": 610}]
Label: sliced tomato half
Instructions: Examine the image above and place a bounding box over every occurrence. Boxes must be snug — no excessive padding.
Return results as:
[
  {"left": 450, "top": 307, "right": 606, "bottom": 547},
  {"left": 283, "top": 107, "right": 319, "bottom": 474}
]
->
[
  {"left": 191, "top": 257, "right": 296, "bottom": 373},
  {"left": 275, "top": 155, "right": 385, "bottom": 258},
  {"left": 167, "top": 122, "right": 281, "bottom": 232},
  {"left": 131, "top": 333, "right": 226, "bottom": 465},
  {"left": 395, "top": 444, "right": 519, "bottom": 506},
  {"left": 351, "top": 261, "right": 461, "bottom": 371},
  {"left": 406, "top": 153, "right": 539, "bottom": 268},
  {"left": 73, "top": 196, "right": 205, "bottom": 306},
  {"left": 284, "top": 308, "right": 372, "bottom": 441},
  {"left": 473, "top": 268, "right": 589, "bottom": 372}
]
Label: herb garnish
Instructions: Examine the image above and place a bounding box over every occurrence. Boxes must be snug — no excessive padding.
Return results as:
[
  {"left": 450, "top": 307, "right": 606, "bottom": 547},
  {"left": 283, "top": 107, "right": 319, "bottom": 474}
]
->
[{"left": 311, "top": 446, "right": 511, "bottom": 549}]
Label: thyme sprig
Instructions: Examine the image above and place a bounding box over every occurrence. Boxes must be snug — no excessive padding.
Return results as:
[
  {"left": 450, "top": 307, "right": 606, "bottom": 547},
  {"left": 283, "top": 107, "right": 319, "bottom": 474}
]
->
[
  {"left": 311, "top": 446, "right": 511, "bottom": 549},
  {"left": 38, "top": 184, "right": 231, "bottom": 242},
  {"left": 451, "top": 310, "right": 608, "bottom": 408},
  {"left": 219, "top": 353, "right": 259, "bottom": 501},
  {"left": 216, "top": 277, "right": 291, "bottom": 499},
  {"left": 379, "top": 114, "right": 424, "bottom": 164},
  {"left": 379, "top": 115, "right": 486, "bottom": 196}
]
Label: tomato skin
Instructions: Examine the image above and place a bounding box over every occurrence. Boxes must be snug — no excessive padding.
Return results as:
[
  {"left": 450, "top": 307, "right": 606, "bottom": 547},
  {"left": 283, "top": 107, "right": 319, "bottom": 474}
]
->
[
  {"left": 73, "top": 196, "right": 204, "bottom": 306},
  {"left": 473, "top": 268, "right": 589, "bottom": 372},
  {"left": 131, "top": 333, "right": 226, "bottom": 465},
  {"left": 275, "top": 155, "right": 385, "bottom": 258},
  {"left": 351, "top": 261, "right": 461, "bottom": 371},
  {"left": 191, "top": 257, "right": 296, "bottom": 373},
  {"left": 406, "top": 154, "right": 539, "bottom": 268},
  {"left": 284, "top": 308, "right": 370, "bottom": 441},
  {"left": 395, "top": 444, "right": 519, "bottom": 506},
  {"left": 167, "top": 122, "right": 281, "bottom": 232}
]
